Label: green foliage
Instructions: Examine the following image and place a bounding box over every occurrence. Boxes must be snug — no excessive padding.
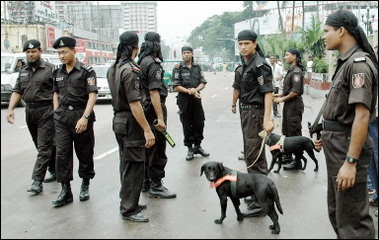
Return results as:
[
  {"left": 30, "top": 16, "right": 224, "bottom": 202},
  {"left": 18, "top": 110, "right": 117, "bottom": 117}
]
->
[
  {"left": 313, "top": 57, "right": 328, "bottom": 73},
  {"left": 300, "top": 14, "right": 325, "bottom": 60}
]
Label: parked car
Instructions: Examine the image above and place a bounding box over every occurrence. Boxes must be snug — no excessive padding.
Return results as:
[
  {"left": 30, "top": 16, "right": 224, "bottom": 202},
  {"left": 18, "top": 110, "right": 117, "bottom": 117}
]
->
[
  {"left": 91, "top": 64, "right": 112, "bottom": 102},
  {"left": 162, "top": 59, "right": 182, "bottom": 92}
]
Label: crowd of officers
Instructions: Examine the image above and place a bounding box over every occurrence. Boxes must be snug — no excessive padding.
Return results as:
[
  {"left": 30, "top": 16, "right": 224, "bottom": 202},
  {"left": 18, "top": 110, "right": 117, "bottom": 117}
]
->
[{"left": 4, "top": 9, "right": 378, "bottom": 238}]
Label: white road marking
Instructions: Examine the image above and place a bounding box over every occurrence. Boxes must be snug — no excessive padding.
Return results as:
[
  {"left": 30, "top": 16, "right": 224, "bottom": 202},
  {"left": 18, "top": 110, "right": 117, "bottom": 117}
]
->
[{"left": 94, "top": 147, "right": 118, "bottom": 160}]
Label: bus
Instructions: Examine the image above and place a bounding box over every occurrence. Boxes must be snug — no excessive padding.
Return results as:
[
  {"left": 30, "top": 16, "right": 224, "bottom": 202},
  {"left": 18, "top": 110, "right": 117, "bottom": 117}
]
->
[{"left": 75, "top": 38, "right": 114, "bottom": 65}]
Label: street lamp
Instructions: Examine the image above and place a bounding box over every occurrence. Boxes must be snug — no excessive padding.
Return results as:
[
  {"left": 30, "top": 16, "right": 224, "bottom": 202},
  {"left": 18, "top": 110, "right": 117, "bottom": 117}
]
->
[{"left": 361, "top": 6, "right": 375, "bottom": 36}]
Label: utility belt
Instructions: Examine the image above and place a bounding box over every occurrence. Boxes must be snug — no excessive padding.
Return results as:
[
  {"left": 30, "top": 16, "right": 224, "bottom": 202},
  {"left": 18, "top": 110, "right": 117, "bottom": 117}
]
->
[
  {"left": 322, "top": 120, "right": 350, "bottom": 131},
  {"left": 60, "top": 104, "right": 86, "bottom": 111},
  {"left": 240, "top": 103, "right": 263, "bottom": 111},
  {"left": 26, "top": 100, "right": 52, "bottom": 109}
]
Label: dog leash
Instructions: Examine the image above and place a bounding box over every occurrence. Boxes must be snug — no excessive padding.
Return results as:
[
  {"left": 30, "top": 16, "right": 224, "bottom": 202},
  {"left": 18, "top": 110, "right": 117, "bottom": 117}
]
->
[{"left": 247, "top": 130, "right": 267, "bottom": 169}]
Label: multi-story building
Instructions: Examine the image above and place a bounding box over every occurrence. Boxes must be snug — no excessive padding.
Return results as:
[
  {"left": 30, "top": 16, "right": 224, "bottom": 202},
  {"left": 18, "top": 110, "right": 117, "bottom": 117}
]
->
[{"left": 121, "top": 1, "right": 157, "bottom": 33}]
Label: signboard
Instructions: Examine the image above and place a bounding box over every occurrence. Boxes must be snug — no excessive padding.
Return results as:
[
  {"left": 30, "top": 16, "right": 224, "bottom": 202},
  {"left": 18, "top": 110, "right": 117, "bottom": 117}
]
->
[
  {"left": 75, "top": 46, "right": 87, "bottom": 63},
  {"left": 34, "top": 1, "right": 56, "bottom": 22}
]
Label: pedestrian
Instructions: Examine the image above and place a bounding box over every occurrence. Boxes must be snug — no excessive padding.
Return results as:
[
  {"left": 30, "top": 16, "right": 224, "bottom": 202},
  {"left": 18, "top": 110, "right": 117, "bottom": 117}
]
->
[
  {"left": 235, "top": 29, "right": 274, "bottom": 217},
  {"left": 6, "top": 39, "right": 56, "bottom": 194},
  {"left": 173, "top": 46, "right": 210, "bottom": 161},
  {"left": 232, "top": 58, "right": 245, "bottom": 161},
  {"left": 51, "top": 36, "right": 98, "bottom": 207},
  {"left": 314, "top": 10, "right": 377, "bottom": 238},
  {"left": 137, "top": 32, "right": 176, "bottom": 199},
  {"left": 107, "top": 31, "right": 155, "bottom": 222},
  {"left": 268, "top": 54, "right": 284, "bottom": 118},
  {"left": 273, "top": 48, "right": 305, "bottom": 170}
]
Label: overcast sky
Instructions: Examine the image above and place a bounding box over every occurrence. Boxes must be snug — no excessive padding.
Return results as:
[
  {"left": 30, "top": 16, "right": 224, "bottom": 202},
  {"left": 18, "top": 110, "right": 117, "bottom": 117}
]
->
[{"left": 156, "top": 1, "right": 244, "bottom": 42}]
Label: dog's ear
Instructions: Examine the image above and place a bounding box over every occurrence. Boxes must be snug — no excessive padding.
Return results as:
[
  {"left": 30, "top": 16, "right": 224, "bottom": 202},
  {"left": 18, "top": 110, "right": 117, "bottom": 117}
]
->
[
  {"left": 200, "top": 165, "right": 204, "bottom": 176},
  {"left": 218, "top": 162, "right": 224, "bottom": 172}
]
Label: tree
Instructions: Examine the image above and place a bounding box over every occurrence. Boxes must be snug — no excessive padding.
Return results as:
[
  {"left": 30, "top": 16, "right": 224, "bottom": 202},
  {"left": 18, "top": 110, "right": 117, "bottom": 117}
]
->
[{"left": 300, "top": 14, "right": 325, "bottom": 60}]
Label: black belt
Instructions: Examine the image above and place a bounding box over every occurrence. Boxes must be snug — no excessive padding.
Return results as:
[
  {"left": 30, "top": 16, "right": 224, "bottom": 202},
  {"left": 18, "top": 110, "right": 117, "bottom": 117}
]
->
[
  {"left": 26, "top": 101, "right": 52, "bottom": 108},
  {"left": 60, "top": 104, "right": 86, "bottom": 110},
  {"left": 240, "top": 103, "right": 263, "bottom": 110},
  {"left": 322, "top": 120, "right": 350, "bottom": 131}
]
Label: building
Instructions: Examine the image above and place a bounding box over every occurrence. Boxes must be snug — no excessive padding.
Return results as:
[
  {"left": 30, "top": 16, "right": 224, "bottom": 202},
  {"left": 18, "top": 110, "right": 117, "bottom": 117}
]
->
[{"left": 120, "top": 1, "right": 157, "bottom": 33}]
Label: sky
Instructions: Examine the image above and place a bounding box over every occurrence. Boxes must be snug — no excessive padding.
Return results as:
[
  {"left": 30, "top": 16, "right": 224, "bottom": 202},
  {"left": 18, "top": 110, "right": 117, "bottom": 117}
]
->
[
  {"left": 99, "top": 1, "right": 245, "bottom": 45},
  {"left": 156, "top": 1, "right": 245, "bottom": 43}
]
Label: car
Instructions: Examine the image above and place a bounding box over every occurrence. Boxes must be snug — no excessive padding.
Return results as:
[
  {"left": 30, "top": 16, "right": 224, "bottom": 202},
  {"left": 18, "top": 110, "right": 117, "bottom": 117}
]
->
[
  {"left": 91, "top": 64, "right": 112, "bottom": 102},
  {"left": 162, "top": 59, "right": 182, "bottom": 92}
]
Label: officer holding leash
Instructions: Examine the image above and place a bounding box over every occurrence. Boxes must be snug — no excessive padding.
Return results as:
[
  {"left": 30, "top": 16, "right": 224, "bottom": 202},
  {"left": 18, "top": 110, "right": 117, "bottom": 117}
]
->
[{"left": 52, "top": 36, "right": 98, "bottom": 207}]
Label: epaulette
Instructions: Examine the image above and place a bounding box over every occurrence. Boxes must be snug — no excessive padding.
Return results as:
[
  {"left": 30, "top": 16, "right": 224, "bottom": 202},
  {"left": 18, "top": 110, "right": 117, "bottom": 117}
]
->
[
  {"left": 256, "top": 63, "right": 263, "bottom": 68},
  {"left": 354, "top": 57, "right": 366, "bottom": 62},
  {"left": 82, "top": 64, "right": 93, "bottom": 72},
  {"left": 132, "top": 66, "right": 140, "bottom": 72},
  {"left": 53, "top": 64, "right": 61, "bottom": 72}
]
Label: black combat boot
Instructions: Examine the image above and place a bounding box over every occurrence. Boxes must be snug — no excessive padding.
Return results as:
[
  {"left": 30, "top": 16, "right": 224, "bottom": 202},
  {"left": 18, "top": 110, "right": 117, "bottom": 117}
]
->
[
  {"left": 27, "top": 180, "right": 43, "bottom": 194},
  {"left": 193, "top": 145, "right": 210, "bottom": 157},
  {"left": 186, "top": 146, "right": 194, "bottom": 161},
  {"left": 79, "top": 178, "right": 90, "bottom": 201},
  {"left": 149, "top": 179, "right": 177, "bottom": 199},
  {"left": 52, "top": 182, "right": 73, "bottom": 207},
  {"left": 142, "top": 178, "right": 151, "bottom": 192}
]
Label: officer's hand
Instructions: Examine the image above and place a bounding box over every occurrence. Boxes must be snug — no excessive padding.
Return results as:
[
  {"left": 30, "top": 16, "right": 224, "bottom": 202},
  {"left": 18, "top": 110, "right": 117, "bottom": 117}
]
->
[
  {"left": 75, "top": 118, "right": 88, "bottom": 134},
  {"left": 144, "top": 129, "right": 155, "bottom": 148},
  {"left": 231, "top": 105, "right": 237, "bottom": 114},
  {"left": 154, "top": 118, "right": 166, "bottom": 132},
  {"left": 6, "top": 111, "right": 15, "bottom": 124},
  {"left": 336, "top": 162, "right": 356, "bottom": 191},
  {"left": 263, "top": 119, "right": 274, "bottom": 134},
  {"left": 314, "top": 139, "right": 323, "bottom": 151},
  {"left": 193, "top": 92, "right": 202, "bottom": 99}
]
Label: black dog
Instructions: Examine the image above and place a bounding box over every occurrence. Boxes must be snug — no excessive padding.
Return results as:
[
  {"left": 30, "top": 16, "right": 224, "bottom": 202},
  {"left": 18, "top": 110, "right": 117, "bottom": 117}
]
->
[
  {"left": 266, "top": 133, "right": 319, "bottom": 173},
  {"left": 200, "top": 161, "right": 283, "bottom": 234}
]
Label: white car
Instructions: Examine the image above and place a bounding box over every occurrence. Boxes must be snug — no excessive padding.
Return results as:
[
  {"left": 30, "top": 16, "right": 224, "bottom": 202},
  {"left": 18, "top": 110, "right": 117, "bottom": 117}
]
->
[{"left": 92, "top": 65, "right": 112, "bottom": 102}]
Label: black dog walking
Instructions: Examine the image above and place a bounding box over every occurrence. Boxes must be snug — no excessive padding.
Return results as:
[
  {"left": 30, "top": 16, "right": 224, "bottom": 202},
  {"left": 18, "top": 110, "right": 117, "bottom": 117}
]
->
[{"left": 200, "top": 161, "right": 283, "bottom": 234}]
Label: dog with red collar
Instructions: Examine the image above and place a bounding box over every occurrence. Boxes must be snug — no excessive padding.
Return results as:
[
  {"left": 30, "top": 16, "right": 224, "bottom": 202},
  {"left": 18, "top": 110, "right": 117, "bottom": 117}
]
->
[{"left": 200, "top": 161, "right": 283, "bottom": 234}]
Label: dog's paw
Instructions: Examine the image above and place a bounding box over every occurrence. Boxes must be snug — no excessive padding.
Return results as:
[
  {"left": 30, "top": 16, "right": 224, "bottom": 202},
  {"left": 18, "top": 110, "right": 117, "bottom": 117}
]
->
[
  {"left": 314, "top": 168, "right": 319, "bottom": 172},
  {"left": 237, "top": 215, "right": 244, "bottom": 221},
  {"left": 274, "top": 170, "right": 279, "bottom": 173},
  {"left": 270, "top": 225, "right": 280, "bottom": 234}
]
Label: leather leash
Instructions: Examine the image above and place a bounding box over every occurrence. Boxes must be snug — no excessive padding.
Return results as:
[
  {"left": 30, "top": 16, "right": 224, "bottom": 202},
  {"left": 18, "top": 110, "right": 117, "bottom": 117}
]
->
[{"left": 247, "top": 130, "right": 267, "bottom": 169}]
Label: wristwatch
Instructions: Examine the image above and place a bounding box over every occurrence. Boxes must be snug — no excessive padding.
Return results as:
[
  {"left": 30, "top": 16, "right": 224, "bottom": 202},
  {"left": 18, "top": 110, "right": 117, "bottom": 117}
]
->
[
  {"left": 83, "top": 114, "right": 90, "bottom": 119},
  {"left": 345, "top": 156, "right": 358, "bottom": 164}
]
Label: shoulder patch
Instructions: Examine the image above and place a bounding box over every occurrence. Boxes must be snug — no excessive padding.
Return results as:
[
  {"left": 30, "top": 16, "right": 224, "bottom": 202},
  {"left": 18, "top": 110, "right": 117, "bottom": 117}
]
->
[
  {"left": 352, "top": 73, "right": 365, "bottom": 88},
  {"left": 82, "top": 64, "right": 93, "bottom": 72},
  {"left": 256, "top": 63, "right": 263, "bottom": 68},
  {"left": 354, "top": 57, "right": 366, "bottom": 62},
  {"left": 294, "top": 74, "right": 301, "bottom": 82}
]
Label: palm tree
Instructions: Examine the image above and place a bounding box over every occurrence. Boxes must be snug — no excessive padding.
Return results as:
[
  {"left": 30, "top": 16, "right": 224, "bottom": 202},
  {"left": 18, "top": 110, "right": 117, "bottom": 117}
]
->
[{"left": 301, "top": 14, "right": 325, "bottom": 59}]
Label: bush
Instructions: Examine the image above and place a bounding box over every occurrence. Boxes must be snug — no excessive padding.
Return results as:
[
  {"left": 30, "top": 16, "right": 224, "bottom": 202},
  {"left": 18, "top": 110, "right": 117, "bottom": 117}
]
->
[{"left": 313, "top": 57, "right": 328, "bottom": 73}]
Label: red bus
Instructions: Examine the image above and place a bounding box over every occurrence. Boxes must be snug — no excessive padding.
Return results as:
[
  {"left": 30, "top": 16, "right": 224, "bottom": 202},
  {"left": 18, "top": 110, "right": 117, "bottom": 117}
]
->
[{"left": 75, "top": 38, "right": 114, "bottom": 65}]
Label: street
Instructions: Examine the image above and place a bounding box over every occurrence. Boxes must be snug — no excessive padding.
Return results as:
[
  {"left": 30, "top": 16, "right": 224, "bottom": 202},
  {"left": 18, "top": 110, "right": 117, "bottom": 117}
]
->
[{"left": 1, "top": 71, "right": 378, "bottom": 239}]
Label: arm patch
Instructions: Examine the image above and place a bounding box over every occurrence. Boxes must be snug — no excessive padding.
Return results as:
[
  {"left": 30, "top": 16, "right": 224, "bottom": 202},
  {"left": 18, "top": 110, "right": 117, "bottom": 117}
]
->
[{"left": 354, "top": 57, "right": 366, "bottom": 62}]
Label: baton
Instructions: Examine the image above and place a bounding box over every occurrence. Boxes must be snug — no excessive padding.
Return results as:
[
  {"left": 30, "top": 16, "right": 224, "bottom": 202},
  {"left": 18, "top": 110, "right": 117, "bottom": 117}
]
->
[{"left": 153, "top": 119, "right": 176, "bottom": 148}]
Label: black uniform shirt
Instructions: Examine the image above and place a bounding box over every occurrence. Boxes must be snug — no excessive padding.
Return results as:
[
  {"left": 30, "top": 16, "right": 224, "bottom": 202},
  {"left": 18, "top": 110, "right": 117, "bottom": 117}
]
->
[
  {"left": 173, "top": 62, "right": 207, "bottom": 89},
  {"left": 107, "top": 60, "right": 143, "bottom": 112},
  {"left": 13, "top": 59, "right": 55, "bottom": 103},
  {"left": 232, "top": 64, "right": 243, "bottom": 89},
  {"left": 324, "top": 46, "right": 378, "bottom": 125},
  {"left": 139, "top": 55, "right": 168, "bottom": 101},
  {"left": 282, "top": 65, "right": 304, "bottom": 96},
  {"left": 240, "top": 52, "right": 274, "bottom": 105},
  {"left": 53, "top": 60, "right": 98, "bottom": 106}
]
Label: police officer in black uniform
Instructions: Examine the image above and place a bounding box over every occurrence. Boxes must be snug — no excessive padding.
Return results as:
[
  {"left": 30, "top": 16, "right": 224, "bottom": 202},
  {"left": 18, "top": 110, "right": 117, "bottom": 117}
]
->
[
  {"left": 6, "top": 39, "right": 56, "bottom": 194},
  {"left": 173, "top": 46, "right": 210, "bottom": 160},
  {"left": 314, "top": 10, "right": 377, "bottom": 238},
  {"left": 107, "top": 31, "right": 155, "bottom": 222},
  {"left": 273, "top": 48, "right": 305, "bottom": 170},
  {"left": 137, "top": 32, "right": 176, "bottom": 198},
  {"left": 52, "top": 36, "right": 98, "bottom": 207},
  {"left": 236, "top": 30, "right": 275, "bottom": 217}
]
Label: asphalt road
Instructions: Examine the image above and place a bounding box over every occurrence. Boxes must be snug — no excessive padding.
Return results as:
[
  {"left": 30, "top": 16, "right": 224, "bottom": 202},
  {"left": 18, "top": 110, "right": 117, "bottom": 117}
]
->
[{"left": 1, "top": 71, "right": 377, "bottom": 239}]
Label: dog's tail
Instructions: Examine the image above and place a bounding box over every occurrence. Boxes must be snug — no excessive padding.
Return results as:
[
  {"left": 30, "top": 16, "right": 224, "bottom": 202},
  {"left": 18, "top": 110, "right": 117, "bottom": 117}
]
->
[{"left": 269, "top": 182, "right": 283, "bottom": 215}]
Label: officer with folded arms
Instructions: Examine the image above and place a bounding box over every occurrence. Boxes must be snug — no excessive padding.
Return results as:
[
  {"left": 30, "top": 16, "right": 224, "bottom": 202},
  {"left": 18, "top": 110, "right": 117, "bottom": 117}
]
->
[
  {"left": 6, "top": 39, "right": 57, "bottom": 194},
  {"left": 51, "top": 36, "right": 98, "bottom": 207}
]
